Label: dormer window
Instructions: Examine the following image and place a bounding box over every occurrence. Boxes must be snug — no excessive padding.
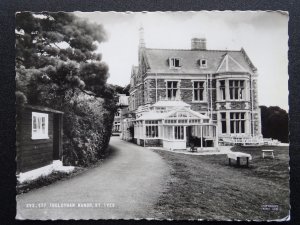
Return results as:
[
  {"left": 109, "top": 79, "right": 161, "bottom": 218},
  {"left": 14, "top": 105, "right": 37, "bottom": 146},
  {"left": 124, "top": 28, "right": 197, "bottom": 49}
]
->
[
  {"left": 169, "top": 58, "right": 182, "bottom": 68},
  {"left": 200, "top": 59, "right": 207, "bottom": 68}
]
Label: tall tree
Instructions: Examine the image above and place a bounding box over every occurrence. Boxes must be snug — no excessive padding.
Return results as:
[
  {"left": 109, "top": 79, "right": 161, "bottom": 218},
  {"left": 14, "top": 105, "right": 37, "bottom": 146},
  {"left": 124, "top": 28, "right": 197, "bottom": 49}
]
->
[
  {"left": 16, "top": 12, "right": 114, "bottom": 107},
  {"left": 260, "top": 105, "right": 289, "bottom": 143}
]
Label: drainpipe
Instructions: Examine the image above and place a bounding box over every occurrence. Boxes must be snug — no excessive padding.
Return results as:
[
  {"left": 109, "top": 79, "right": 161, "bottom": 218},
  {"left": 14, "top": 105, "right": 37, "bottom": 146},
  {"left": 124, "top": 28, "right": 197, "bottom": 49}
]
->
[
  {"left": 206, "top": 74, "right": 209, "bottom": 115},
  {"left": 156, "top": 73, "right": 158, "bottom": 103},
  {"left": 251, "top": 73, "right": 254, "bottom": 137},
  {"left": 210, "top": 73, "right": 213, "bottom": 120}
]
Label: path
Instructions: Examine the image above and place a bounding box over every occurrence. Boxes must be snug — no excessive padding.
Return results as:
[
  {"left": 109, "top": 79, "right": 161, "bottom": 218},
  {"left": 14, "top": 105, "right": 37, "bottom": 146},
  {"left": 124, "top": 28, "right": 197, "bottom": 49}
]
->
[{"left": 16, "top": 137, "right": 170, "bottom": 220}]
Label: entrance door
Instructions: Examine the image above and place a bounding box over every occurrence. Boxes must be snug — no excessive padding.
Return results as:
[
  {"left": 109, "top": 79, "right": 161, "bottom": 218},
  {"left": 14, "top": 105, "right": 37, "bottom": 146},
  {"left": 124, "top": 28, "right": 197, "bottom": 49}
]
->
[{"left": 186, "top": 126, "right": 192, "bottom": 147}]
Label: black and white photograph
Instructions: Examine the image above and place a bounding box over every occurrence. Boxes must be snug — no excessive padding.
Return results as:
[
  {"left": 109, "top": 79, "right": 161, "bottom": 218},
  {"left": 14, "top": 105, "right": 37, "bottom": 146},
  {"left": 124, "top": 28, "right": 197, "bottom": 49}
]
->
[{"left": 15, "top": 11, "right": 289, "bottom": 221}]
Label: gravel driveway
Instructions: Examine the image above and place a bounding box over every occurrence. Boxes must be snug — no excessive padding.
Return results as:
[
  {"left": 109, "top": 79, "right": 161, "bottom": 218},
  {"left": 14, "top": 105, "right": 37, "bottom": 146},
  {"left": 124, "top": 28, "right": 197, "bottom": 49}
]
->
[{"left": 16, "top": 137, "right": 170, "bottom": 220}]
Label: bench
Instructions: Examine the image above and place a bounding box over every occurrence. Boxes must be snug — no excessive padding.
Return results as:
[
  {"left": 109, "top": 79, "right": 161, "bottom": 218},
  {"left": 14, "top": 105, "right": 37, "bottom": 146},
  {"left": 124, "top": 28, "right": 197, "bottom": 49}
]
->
[
  {"left": 262, "top": 150, "right": 274, "bottom": 159},
  {"left": 227, "top": 152, "right": 252, "bottom": 167}
]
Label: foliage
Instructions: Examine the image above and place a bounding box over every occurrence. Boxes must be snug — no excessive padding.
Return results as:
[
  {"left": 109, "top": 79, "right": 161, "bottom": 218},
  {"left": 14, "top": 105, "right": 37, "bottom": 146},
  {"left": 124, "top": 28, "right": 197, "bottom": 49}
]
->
[
  {"left": 260, "top": 105, "right": 289, "bottom": 143},
  {"left": 16, "top": 12, "right": 117, "bottom": 166},
  {"left": 15, "top": 12, "right": 113, "bottom": 104},
  {"left": 62, "top": 93, "right": 115, "bottom": 166},
  {"left": 109, "top": 84, "right": 130, "bottom": 96}
]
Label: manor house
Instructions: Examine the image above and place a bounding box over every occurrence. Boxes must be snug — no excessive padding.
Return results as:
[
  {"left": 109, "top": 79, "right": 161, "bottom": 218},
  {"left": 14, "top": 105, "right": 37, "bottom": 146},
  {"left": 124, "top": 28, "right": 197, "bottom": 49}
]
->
[{"left": 126, "top": 28, "right": 262, "bottom": 149}]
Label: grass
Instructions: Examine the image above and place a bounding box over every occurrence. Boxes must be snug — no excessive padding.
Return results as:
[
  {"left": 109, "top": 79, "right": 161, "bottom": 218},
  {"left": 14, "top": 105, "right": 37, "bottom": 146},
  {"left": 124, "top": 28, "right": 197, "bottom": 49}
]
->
[{"left": 152, "top": 145, "right": 290, "bottom": 221}]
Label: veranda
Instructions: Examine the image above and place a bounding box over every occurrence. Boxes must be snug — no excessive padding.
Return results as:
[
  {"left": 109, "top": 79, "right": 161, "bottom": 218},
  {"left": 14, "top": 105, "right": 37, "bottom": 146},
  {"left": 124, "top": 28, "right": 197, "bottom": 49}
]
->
[{"left": 133, "top": 108, "right": 218, "bottom": 150}]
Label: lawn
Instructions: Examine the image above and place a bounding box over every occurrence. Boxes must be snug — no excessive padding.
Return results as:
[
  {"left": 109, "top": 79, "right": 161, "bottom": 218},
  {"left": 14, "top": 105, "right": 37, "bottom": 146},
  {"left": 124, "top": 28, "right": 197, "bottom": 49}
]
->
[{"left": 151, "top": 145, "right": 289, "bottom": 221}]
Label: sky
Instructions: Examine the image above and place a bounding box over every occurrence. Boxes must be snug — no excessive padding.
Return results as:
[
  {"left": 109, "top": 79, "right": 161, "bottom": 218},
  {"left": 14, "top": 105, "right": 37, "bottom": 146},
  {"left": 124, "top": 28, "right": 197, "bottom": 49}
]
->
[{"left": 76, "top": 11, "right": 289, "bottom": 110}]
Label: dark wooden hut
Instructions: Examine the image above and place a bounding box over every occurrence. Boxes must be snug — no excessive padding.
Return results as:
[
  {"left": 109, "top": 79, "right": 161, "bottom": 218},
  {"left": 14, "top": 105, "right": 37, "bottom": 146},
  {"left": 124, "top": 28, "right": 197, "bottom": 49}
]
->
[{"left": 16, "top": 105, "right": 64, "bottom": 174}]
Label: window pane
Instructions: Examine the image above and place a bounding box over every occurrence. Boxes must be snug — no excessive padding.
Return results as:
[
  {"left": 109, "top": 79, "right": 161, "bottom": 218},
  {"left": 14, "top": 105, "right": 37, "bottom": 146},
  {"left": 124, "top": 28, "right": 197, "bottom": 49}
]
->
[
  {"left": 236, "top": 120, "right": 239, "bottom": 133},
  {"left": 241, "top": 113, "right": 245, "bottom": 119},
  {"left": 229, "top": 88, "right": 233, "bottom": 99},
  {"left": 180, "top": 127, "right": 184, "bottom": 139},
  {"left": 241, "top": 121, "right": 245, "bottom": 133},
  {"left": 221, "top": 113, "right": 226, "bottom": 119},
  {"left": 194, "top": 90, "right": 198, "bottom": 100},
  {"left": 222, "top": 121, "right": 227, "bottom": 133},
  {"left": 235, "top": 88, "right": 239, "bottom": 99},
  {"left": 33, "top": 116, "right": 37, "bottom": 129},
  {"left": 167, "top": 90, "right": 172, "bottom": 98},
  {"left": 173, "top": 89, "right": 177, "bottom": 98}
]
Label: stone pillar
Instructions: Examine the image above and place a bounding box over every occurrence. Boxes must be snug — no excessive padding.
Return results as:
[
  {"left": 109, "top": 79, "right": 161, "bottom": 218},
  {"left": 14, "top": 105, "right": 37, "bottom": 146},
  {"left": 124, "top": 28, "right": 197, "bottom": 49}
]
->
[
  {"left": 172, "top": 126, "right": 175, "bottom": 140},
  {"left": 245, "top": 79, "right": 250, "bottom": 101},
  {"left": 226, "top": 111, "right": 231, "bottom": 135},
  {"left": 225, "top": 79, "right": 230, "bottom": 101},
  {"left": 200, "top": 126, "right": 203, "bottom": 149},
  {"left": 216, "top": 79, "right": 220, "bottom": 101},
  {"left": 245, "top": 112, "right": 250, "bottom": 136}
]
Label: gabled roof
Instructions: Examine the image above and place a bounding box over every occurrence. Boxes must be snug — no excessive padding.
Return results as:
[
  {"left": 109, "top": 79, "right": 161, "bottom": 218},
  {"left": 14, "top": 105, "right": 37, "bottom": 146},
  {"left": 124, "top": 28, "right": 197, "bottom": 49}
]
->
[
  {"left": 216, "top": 53, "right": 249, "bottom": 73},
  {"left": 142, "top": 48, "right": 255, "bottom": 74}
]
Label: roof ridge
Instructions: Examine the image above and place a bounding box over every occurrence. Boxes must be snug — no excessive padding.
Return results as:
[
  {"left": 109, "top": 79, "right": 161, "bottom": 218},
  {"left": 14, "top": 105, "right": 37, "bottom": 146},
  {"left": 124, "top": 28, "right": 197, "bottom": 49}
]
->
[{"left": 145, "top": 48, "right": 241, "bottom": 52}]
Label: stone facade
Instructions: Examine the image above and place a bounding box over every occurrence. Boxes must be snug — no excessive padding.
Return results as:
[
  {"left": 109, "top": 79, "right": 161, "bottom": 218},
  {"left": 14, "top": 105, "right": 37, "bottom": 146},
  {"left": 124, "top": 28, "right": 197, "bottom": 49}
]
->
[{"left": 129, "top": 36, "right": 262, "bottom": 138}]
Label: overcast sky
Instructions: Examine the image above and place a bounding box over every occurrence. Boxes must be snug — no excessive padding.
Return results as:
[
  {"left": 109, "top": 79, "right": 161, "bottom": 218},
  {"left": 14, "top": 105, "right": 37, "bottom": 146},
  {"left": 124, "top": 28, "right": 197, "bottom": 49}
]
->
[{"left": 76, "top": 11, "right": 289, "bottom": 110}]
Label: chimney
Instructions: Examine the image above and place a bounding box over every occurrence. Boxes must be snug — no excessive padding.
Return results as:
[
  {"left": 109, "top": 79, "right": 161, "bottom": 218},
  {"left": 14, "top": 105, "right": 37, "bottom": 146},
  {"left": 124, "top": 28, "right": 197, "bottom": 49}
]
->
[{"left": 191, "top": 37, "right": 206, "bottom": 50}]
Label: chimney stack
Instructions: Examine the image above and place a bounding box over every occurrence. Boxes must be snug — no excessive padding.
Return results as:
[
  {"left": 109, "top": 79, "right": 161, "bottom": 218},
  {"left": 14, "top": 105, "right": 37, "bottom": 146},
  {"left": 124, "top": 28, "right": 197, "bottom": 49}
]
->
[{"left": 191, "top": 37, "right": 206, "bottom": 50}]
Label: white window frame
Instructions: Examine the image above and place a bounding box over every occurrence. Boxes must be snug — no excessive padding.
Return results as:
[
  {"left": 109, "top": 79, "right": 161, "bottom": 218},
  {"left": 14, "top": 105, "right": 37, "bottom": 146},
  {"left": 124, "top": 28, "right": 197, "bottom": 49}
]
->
[
  {"left": 193, "top": 80, "right": 205, "bottom": 102},
  {"left": 145, "top": 120, "right": 159, "bottom": 138},
  {"left": 200, "top": 59, "right": 207, "bottom": 68},
  {"left": 229, "top": 80, "right": 245, "bottom": 101},
  {"left": 169, "top": 57, "right": 182, "bottom": 69},
  {"left": 174, "top": 126, "right": 184, "bottom": 140},
  {"left": 229, "top": 112, "right": 246, "bottom": 134},
  {"left": 32, "top": 112, "right": 49, "bottom": 140}
]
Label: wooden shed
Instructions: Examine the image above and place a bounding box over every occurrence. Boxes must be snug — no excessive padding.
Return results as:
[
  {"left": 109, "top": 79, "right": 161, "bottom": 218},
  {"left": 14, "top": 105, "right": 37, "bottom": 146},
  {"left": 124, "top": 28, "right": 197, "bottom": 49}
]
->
[{"left": 16, "top": 105, "right": 64, "bottom": 174}]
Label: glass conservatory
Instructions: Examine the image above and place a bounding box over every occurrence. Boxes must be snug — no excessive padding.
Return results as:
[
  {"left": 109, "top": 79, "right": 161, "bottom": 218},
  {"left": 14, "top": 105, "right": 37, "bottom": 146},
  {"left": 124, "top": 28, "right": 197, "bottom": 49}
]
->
[{"left": 133, "top": 101, "right": 218, "bottom": 150}]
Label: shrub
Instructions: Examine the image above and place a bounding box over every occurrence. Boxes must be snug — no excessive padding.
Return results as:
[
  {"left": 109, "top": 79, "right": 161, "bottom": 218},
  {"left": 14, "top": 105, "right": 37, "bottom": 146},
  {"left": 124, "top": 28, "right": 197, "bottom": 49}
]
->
[{"left": 62, "top": 94, "right": 115, "bottom": 167}]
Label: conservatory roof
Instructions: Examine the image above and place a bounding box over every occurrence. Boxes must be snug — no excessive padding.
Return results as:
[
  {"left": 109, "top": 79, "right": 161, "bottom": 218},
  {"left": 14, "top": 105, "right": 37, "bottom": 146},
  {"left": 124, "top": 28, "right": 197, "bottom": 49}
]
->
[
  {"left": 152, "top": 100, "right": 190, "bottom": 108},
  {"left": 136, "top": 107, "right": 209, "bottom": 121}
]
